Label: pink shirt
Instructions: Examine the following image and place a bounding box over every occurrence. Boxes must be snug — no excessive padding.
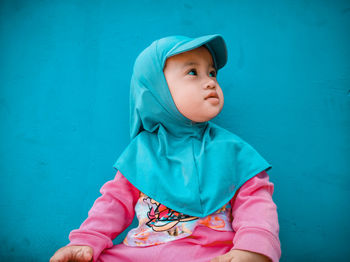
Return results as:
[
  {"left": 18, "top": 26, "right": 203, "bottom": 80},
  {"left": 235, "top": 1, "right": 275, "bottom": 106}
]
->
[{"left": 68, "top": 171, "right": 281, "bottom": 262}]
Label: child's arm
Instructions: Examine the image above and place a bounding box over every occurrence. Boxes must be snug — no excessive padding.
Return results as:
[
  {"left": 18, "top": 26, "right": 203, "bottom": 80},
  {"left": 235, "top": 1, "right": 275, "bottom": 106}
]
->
[
  {"left": 51, "top": 171, "right": 139, "bottom": 262},
  {"left": 212, "top": 171, "right": 281, "bottom": 262}
]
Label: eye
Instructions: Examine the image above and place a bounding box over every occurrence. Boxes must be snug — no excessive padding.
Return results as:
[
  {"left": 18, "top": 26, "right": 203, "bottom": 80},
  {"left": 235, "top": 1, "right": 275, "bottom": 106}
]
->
[
  {"left": 209, "top": 70, "right": 217, "bottom": 77},
  {"left": 188, "top": 69, "right": 197, "bottom": 76}
]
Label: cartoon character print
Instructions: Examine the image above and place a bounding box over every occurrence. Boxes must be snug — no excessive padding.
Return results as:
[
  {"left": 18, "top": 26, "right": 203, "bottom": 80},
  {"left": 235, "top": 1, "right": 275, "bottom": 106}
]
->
[
  {"left": 143, "top": 195, "right": 198, "bottom": 235},
  {"left": 123, "top": 193, "right": 233, "bottom": 246}
]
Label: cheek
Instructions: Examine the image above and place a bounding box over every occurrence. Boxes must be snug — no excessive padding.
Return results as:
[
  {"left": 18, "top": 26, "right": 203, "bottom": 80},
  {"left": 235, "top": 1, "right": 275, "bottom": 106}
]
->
[
  {"left": 217, "top": 88, "right": 224, "bottom": 103},
  {"left": 220, "top": 91, "right": 224, "bottom": 106},
  {"left": 174, "top": 86, "right": 198, "bottom": 103},
  {"left": 176, "top": 91, "right": 199, "bottom": 110},
  {"left": 173, "top": 90, "right": 202, "bottom": 117}
]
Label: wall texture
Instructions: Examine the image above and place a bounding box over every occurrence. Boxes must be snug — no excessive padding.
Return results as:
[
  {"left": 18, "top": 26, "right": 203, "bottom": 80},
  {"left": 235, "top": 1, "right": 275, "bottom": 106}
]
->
[{"left": 1, "top": 0, "right": 349, "bottom": 261}]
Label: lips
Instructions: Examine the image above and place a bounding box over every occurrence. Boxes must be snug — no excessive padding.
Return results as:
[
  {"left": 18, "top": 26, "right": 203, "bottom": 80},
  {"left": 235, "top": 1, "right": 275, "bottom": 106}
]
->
[{"left": 205, "top": 91, "right": 219, "bottom": 100}]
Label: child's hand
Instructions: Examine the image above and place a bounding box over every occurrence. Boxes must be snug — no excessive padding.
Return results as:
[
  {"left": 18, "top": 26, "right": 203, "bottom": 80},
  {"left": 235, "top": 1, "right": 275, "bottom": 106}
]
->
[
  {"left": 210, "top": 249, "right": 271, "bottom": 262},
  {"left": 50, "top": 245, "right": 93, "bottom": 262}
]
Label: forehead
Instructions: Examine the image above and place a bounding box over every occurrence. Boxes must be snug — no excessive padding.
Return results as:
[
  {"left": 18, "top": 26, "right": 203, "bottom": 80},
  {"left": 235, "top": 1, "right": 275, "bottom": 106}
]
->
[{"left": 164, "top": 46, "right": 215, "bottom": 68}]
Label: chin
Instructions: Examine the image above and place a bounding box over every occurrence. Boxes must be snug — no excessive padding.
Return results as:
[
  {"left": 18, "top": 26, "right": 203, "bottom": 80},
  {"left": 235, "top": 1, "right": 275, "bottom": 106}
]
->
[
  {"left": 195, "top": 112, "right": 220, "bottom": 122},
  {"left": 206, "top": 108, "right": 223, "bottom": 121},
  {"left": 184, "top": 106, "right": 223, "bottom": 122}
]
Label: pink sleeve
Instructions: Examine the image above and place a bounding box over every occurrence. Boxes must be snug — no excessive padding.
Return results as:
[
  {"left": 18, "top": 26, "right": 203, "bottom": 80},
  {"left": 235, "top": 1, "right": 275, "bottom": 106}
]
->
[
  {"left": 230, "top": 171, "right": 281, "bottom": 262},
  {"left": 67, "top": 171, "right": 139, "bottom": 262}
]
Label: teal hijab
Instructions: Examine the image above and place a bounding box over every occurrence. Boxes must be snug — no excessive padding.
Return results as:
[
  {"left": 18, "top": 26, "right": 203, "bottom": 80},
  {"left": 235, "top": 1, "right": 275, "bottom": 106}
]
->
[{"left": 114, "top": 34, "right": 271, "bottom": 217}]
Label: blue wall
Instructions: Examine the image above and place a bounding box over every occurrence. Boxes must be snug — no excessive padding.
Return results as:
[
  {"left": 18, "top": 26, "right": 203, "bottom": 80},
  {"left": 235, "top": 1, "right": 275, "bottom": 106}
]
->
[{"left": 1, "top": 1, "right": 349, "bottom": 261}]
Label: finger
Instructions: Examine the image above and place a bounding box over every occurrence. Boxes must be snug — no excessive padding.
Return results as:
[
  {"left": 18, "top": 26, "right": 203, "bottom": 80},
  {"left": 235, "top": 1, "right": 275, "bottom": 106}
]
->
[
  {"left": 72, "top": 246, "right": 93, "bottom": 262},
  {"left": 210, "top": 255, "right": 226, "bottom": 262},
  {"left": 50, "top": 247, "right": 70, "bottom": 262},
  {"left": 50, "top": 246, "right": 92, "bottom": 262},
  {"left": 211, "top": 252, "right": 236, "bottom": 262},
  {"left": 81, "top": 246, "right": 93, "bottom": 262},
  {"left": 83, "top": 246, "right": 93, "bottom": 262}
]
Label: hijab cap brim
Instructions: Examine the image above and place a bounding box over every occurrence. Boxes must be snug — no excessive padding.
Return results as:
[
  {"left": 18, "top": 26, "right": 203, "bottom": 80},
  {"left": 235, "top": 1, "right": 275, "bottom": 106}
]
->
[{"left": 163, "top": 34, "right": 227, "bottom": 70}]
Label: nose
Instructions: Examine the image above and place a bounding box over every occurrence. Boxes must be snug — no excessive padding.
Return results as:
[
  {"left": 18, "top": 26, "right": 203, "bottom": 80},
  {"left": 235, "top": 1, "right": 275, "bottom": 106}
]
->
[{"left": 204, "top": 78, "right": 216, "bottom": 89}]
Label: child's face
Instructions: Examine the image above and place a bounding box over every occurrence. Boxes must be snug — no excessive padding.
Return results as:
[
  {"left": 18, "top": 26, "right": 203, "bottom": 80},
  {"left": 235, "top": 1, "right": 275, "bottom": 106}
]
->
[{"left": 163, "top": 46, "right": 224, "bottom": 123}]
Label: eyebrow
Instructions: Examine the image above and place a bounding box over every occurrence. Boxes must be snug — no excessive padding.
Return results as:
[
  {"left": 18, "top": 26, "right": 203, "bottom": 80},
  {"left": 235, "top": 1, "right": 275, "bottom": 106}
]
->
[{"left": 183, "top": 61, "right": 215, "bottom": 69}]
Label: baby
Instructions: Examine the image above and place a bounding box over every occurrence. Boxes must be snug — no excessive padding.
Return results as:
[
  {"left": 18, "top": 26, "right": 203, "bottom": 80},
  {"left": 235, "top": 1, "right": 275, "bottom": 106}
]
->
[{"left": 50, "top": 34, "right": 281, "bottom": 262}]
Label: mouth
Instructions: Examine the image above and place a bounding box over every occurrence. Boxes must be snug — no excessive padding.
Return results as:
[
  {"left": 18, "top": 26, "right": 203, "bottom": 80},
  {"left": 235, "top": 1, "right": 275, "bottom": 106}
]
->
[{"left": 205, "top": 91, "right": 219, "bottom": 100}]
